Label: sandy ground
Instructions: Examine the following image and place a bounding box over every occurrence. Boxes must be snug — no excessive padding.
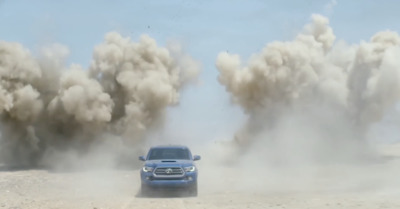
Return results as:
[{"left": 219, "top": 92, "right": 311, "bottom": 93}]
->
[{"left": 1, "top": 144, "right": 400, "bottom": 209}]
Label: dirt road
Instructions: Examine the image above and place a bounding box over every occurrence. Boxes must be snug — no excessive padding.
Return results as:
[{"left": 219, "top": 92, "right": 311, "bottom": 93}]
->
[
  {"left": 1, "top": 144, "right": 400, "bottom": 209},
  {"left": 0, "top": 168, "right": 399, "bottom": 208}
]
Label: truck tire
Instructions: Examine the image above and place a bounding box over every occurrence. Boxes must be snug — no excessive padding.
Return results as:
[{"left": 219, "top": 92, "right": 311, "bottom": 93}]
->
[
  {"left": 141, "top": 184, "right": 151, "bottom": 197},
  {"left": 189, "top": 183, "right": 198, "bottom": 197}
]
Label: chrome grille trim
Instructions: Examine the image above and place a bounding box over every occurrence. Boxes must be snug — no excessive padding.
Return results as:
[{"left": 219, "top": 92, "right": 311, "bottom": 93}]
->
[{"left": 153, "top": 167, "right": 184, "bottom": 177}]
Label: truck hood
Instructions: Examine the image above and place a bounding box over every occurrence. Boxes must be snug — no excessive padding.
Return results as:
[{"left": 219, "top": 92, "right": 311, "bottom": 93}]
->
[{"left": 144, "top": 159, "right": 194, "bottom": 168}]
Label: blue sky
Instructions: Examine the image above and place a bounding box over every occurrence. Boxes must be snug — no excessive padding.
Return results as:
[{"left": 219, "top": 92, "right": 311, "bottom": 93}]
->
[{"left": 1, "top": 0, "right": 400, "bottom": 143}]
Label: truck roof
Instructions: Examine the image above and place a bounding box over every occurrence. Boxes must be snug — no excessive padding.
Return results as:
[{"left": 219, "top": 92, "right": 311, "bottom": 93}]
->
[{"left": 150, "top": 145, "right": 189, "bottom": 149}]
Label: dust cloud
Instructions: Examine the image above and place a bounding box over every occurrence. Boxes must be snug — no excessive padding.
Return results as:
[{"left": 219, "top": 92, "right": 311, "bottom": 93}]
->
[
  {"left": 1, "top": 12, "right": 400, "bottom": 197},
  {"left": 0, "top": 32, "right": 200, "bottom": 168},
  {"left": 205, "top": 14, "right": 400, "bottom": 193},
  {"left": 215, "top": 14, "right": 400, "bottom": 159}
]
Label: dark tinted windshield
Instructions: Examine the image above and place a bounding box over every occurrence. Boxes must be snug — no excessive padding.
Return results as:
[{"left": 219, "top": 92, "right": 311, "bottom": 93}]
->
[{"left": 148, "top": 148, "right": 190, "bottom": 160}]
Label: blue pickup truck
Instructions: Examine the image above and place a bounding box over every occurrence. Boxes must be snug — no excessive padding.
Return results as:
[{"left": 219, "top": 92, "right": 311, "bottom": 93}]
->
[{"left": 139, "top": 145, "right": 201, "bottom": 196}]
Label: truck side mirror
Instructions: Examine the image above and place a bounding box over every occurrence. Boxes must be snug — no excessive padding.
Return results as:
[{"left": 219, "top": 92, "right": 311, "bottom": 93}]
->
[
  {"left": 193, "top": 155, "right": 201, "bottom": 161},
  {"left": 139, "top": 156, "right": 146, "bottom": 161}
]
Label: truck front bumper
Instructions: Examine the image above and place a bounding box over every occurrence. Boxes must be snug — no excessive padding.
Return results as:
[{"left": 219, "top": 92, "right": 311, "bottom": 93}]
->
[{"left": 141, "top": 172, "right": 197, "bottom": 188}]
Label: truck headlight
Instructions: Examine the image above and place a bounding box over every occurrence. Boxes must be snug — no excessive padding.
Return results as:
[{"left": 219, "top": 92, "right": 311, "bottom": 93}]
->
[
  {"left": 142, "top": 166, "right": 154, "bottom": 172},
  {"left": 184, "top": 166, "right": 196, "bottom": 172}
]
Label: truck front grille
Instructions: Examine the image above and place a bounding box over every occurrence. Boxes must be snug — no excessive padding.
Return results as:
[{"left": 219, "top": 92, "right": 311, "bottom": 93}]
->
[{"left": 154, "top": 167, "right": 184, "bottom": 177}]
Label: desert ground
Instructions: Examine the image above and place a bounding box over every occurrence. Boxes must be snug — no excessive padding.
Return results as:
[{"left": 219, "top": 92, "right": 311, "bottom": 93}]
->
[{"left": 1, "top": 144, "right": 400, "bottom": 209}]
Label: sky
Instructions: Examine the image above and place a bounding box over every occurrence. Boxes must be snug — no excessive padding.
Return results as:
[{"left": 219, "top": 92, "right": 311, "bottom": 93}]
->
[{"left": 1, "top": 0, "right": 400, "bottom": 143}]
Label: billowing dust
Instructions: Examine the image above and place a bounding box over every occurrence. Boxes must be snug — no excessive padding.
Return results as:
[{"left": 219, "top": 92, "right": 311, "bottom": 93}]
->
[
  {"left": 0, "top": 32, "right": 199, "bottom": 168},
  {"left": 204, "top": 14, "right": 400, "bottom": 194},
  {"left": 1, "top": 14, "right": 400, "bottom": 196}
]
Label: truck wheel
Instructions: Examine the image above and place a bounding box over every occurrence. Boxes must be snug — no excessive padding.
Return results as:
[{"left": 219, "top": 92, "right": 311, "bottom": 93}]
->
[
  {"left": 141, "top": 184, "right": 151, "bottom": 197},
  {"left": 189, "top": 183, "right": 198, "bottom": 197}
]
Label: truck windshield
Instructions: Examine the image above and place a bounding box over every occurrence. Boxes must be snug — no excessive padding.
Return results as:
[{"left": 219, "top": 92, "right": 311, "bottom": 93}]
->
[{"left": 148, "top": 148, "right": 190, "bottom": 160}]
